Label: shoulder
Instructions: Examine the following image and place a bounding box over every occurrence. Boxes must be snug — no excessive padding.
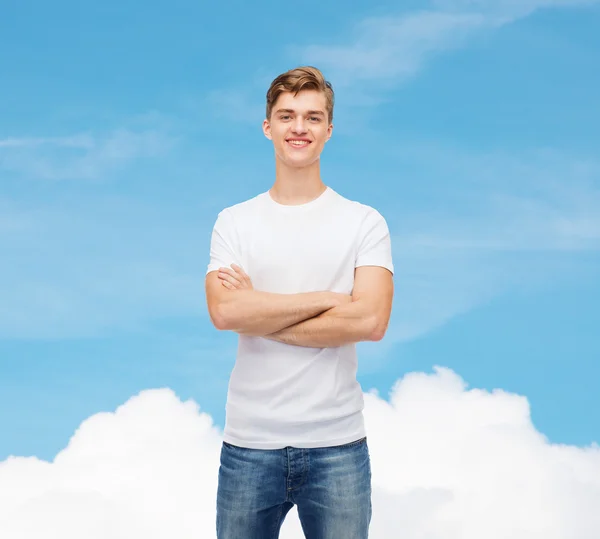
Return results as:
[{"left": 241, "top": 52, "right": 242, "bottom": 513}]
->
[
  {"left": 215, "top": 192, "right": 269, "bottom": 222},
  {"left": 329, "top": 189, "right": 388, "bottom": 223}
]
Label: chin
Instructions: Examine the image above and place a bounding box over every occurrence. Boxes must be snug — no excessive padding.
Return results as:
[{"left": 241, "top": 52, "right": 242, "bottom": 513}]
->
[{"left": 278, "top": 151, "right": 321, "bottom": 169}]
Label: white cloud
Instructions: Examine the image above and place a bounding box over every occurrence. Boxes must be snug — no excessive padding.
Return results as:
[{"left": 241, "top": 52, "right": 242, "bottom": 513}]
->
[
  {"left": 0, "top": 390, "right": 222, "bottom": 539},
  {"left": 0, "top": 368, "right": 599, "bottom": 538}
]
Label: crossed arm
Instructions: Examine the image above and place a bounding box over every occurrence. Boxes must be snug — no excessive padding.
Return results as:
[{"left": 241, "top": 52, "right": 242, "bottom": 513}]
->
[{"left": 205, "top": 264, "right": 394, "bottom": 347}]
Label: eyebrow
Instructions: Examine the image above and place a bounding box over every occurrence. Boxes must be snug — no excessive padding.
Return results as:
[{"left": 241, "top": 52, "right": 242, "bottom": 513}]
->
[{"left": 275, "top": 108, "right": 325, "bottom": 116}]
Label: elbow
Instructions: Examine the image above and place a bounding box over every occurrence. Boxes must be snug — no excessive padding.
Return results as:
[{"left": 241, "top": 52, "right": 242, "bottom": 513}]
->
[
  {"left": 367, "top": 316, "right": 388, "bottom": 342},
  {"left": 212, "top": 316, "right": 229, "bottom": 331},
  {"left": 369, "top": 328, "right": 387, "bottom": 342},
  {"left": 210, "top": 304, "right": 233, "bottom": 331}
]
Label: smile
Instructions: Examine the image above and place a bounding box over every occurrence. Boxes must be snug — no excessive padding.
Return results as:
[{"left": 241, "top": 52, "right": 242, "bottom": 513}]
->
[{"left": 286, "top": 139, "right": 311, "bottom": 148}]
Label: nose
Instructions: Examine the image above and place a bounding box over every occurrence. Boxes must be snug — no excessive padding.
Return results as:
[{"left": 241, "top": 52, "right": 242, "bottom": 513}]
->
[{"left": 292, "top": 116, "right": 308, "bottom": 134}]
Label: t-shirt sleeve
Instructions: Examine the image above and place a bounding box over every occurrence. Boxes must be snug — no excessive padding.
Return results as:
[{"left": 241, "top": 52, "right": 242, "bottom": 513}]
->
[
  {"left": 206, "top": 209, "right": 241, "bottom": 275},
  {"left": 355, "top": 208, "right": 394, "bottom": 274}
]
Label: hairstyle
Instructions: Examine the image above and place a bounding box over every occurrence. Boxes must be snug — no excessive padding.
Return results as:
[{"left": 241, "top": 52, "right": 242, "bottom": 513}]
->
[{"left": 266, "top": 66, "right": 334, "bottom": 123}]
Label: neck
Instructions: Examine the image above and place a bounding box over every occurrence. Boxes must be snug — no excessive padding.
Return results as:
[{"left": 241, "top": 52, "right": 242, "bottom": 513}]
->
[{"left": 270, "top": 158, "right": 327, "bottom": 205}]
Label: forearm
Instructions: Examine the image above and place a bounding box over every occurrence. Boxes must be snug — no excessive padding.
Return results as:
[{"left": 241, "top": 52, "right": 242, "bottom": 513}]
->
[
  {"left": 214, "top": 289, "right": 346, "bottom": 336},
  {"left": 264, "top": 300, "right": 379, "bottom": 348}
]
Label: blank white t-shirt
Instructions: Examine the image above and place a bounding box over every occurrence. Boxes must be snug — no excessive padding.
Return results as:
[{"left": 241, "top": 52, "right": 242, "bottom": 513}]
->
[{"left": 206, "top": 186, "right": 394, "bottom": 449}]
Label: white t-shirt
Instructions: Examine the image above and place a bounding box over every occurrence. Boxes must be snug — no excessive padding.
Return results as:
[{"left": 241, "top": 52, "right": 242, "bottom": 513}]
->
[{"left": 206, "top": 186, "right": 394, "bottom": 449}]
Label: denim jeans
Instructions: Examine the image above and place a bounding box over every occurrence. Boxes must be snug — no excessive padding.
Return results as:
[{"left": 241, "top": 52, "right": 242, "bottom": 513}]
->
[{"left": 216, "top": 437, "right": 372, "bottom": 539}]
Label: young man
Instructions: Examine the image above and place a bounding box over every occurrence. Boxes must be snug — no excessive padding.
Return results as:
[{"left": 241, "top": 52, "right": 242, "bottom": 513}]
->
[{"left": 205, "top": 66, "right": 394, "bottom": 539}]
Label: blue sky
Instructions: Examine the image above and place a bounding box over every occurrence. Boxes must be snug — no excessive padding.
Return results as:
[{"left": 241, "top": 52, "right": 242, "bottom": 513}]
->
[{"left": 1, "top": 0, "right": 599, "bottom": 463}]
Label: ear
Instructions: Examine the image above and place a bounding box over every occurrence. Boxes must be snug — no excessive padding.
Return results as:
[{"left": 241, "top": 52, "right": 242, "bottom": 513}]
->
[
  {"left": 326, "top": 123, "right": 333, "bottom": 142},
  {"left": 262, "top": 118, "right": 272, "bottom": 140}
]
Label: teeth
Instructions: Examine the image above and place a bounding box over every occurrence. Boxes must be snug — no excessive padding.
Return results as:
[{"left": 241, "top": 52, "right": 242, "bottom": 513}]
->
[{"left": 288, "top": 140, "right": 309, "bottom": 146}]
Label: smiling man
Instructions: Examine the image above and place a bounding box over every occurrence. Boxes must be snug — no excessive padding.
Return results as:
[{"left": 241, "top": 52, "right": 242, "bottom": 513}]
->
[{"left": 205, "top": 66, "right": 394, "bottom": 539}]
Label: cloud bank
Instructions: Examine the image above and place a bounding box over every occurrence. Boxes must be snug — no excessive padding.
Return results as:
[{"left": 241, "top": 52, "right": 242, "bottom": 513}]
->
[{"left": 1, "top": 368, "right": 599, "bottom": 538}]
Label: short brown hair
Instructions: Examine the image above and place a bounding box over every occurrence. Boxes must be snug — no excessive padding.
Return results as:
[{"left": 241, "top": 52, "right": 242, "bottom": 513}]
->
[{"left": 266, "top": 66, "right": 334, "bottom": 123}]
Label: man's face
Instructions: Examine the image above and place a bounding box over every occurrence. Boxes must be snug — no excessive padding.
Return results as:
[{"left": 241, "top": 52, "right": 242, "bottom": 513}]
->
[{"left": 263, "top": 90, "right": 333, "bottom": 169}]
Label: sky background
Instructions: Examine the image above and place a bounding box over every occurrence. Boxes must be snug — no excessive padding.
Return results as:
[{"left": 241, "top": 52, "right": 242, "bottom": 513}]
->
[{"left": 1, "top": 1, "right": 600, "bottom": 536}]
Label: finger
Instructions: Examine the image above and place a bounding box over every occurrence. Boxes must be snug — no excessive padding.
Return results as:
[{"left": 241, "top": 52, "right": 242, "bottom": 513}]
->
[
  {"left": 218, "top": 267, "right": 242, "bottom": 282},
  {"left": 230, "top": 264, "right": 245, "bottom": 278},
  {"left": 218, "top": 271, "right": 242, "bottom": 287},
  {"left": 231, "top": 264, "right": 251, "bottom": 284},
  {"left": 219, "top": 266, "right": 240, "bottom": 277},
  {"left": 232, "top": 264, "right": 249, "bottom": 277},
  {"left": 221, "top": 280, "right": 234, "bottom": 289}
]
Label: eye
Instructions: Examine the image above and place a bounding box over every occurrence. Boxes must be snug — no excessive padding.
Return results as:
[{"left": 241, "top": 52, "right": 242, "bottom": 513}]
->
[
  {"left": 280, "top": 115, "right": 291, "bottom": 120},
  {"left": 309, "top": 116, "right": 321, "bottom": 122}
]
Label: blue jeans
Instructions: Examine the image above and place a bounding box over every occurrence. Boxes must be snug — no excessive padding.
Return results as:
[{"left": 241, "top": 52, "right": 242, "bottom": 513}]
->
[{"left": 216, "top": 437, "right": 372, "bottom": 539}]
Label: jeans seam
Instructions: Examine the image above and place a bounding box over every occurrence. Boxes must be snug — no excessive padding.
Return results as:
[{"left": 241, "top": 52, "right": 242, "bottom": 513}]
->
[
  {"left": 286, "top": 447, "right": 291, "bottom": 493},
  {"left": 270, "top": 502, "right": 284, "bottom": 539}
]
